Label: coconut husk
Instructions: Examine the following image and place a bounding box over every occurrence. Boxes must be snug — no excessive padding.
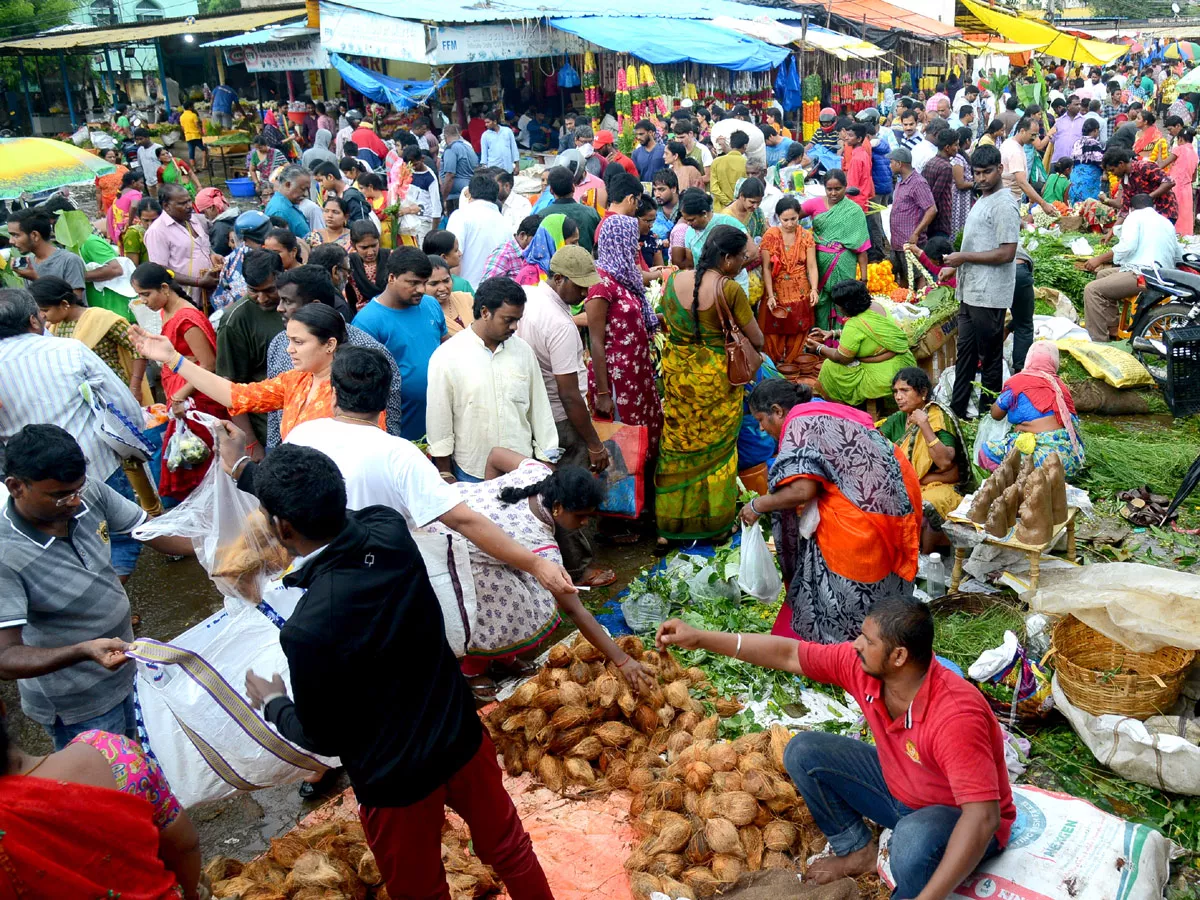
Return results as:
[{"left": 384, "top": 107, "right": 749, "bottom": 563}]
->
[
  {"left": 705, "top": 817, "right": 744, "bottom": 857},
  {"left": 616, "top": 634, "right": 644, "bottom": 660},
  {"left": 736, "top": 751, "right": 770, "bottom": 775},
  {"left": 240, "top": 859, "right": 287, "bottom": 884},
  {"left": 644, "top": 781, "right": 685, "bottom": 810},
  {"left": 675, "top": 711, "right": 702, "bottom": 734},
  {"left": 566, "top": 736, "right": 604, "bottom": 760},
  {"left": 712, "top": 854, "right": 747, "bottom": 885},
  {"left": 732, "top": 733, "right": 769, "bottom": 755},
  {"left": 667, "top": 730, "right": 694, "bottom": 760},
  {"left": 714, "top": 697, "right": 743, "bottom": 717},
  {"left": 537, "top": 755, "right": 564, "bottom": 792},
  {"left": 683, "top": 866, "right": 721, "bottom": 899},
  {"left": 548, "top": 704, "right": 591, "bottom": 731},
  {"left": 693, "top": 715, "right": 720, "bottom": 741},
  {"left": 283, "top": 851, "right": 343, "bottom": 892},
  {"left": 1015, "top": 468, "right": 1053, "bottom": 545},
  {"left": 267, "top": 833, "right": 309, "bottom": 868},
  {"left": 698, "top": 790, "right": 718, "bottom": 820},
  {"left": 707, "top": 743, "right": 739, "bottom": 773},
  {"left": 712, "top": 770, "right": 744, "bottom": 793},
  {"left": 595, "top": 673, "right": 621, "bottom": 708},
  {"left": 606, "top": 758, "right": 631, "bottom": 789},
  {"left": 762, "top": 850, "right": 794, "bottom": 871},
  {"left": 557, "top": 681, "right": 588, "bottom": 707},
  {"left": 684, "top": 789, "right": 702, "bottom": 816},
  {"left": 549, "top": 725, "right": 591, "bottom": 755},
  {"left": 547, "top": 644, "right": 572, "bottom": 667},
  {"left": 289, "top": 888, "right": 349, "bottom": 900},
  {"left": 1044, "top": 451, "right": 1068, "bottom": 524},
  {"left": 713, "top": 791, "right": 759, "bottom": 826},
  {"left": 665, "top": 679, "right": 692, "bottom": 710},
  {"left": 568, "top": 659, "right": 592, "bottom": 684},
  {"left": 573, "top": 636, "right": 605, "bottom": 661},
  {"left": 650, "top": 853, "right": 688, "bottom": 880},
  {"left": 564, "top": 757, "right": 596, "bottom": 785},
  {"left": 633, "top": 704, "right": 659, "bottom": 735},
  {"left": 628, "top": 767, "right": 657, "bottom": 792},
  {"left": 618, "top": 685, "right": 639, "bottom": 716},
  {"left": 657, "top": 704, "right": 677, "bottom": 730},
  {"left": 685, "top": 760, "right": 714, "bottom": 793},
  {"left": 355, "top": 850, "right": 381, "bottom": 886},
  {"left": 240, "top": 888, "right": 289, "bottom": 900},
  {"left": 531, "top": 688, "right": 563, "bottom": 712},
  {"left": 646, "top": 811, "right": 693, "bottom": 853},
  {"left": 629, "top": 871, "right": 664, "bottom": 900},
  {"left": 762, "top": 820, "right": 798, "bottom": 852},
  {"left": 686, "top": 826, "right": 714, "bottom": 866},
  {"left": 521, "top": 745, "right": 543, "bottom": 773},
  {"left": 501, "top": 741, "right": 523, "bottom": 777},
  {"left": 685, "top": 666, "right": 709, "bottom": 685},
  {"left": 740, "top": 824, "right": 764, "bottom": 870},
  {"left": 625, "top": 844, "right": 656, "bottom": 873},
  {"left": 311, "top": 833, "right": 367, "bottom": 868},
  {"left": 766, "top": 725, "right": 791, "bottom": 771},
  {"left": 742, "top": 769, "right": 777, "bottom": 801},
  {"left": 203, "top": 857, "right": 243, "bottom": 883},
  {"left": 523, "top": 708, "right": 548, "bottom": 743},
  {"left": 213, "top": 877, "right": 260, "bottom": 899},
  {"left": 509, "top": 680, "right": 541, "bottom": 707}
]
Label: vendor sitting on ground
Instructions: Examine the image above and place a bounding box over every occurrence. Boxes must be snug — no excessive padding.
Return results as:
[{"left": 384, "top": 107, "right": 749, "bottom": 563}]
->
[
  {"left": 809, "top": 279, "right": 917, "bottom": 408},
  {"left": 981, "top": 341, "right": 1085, "bottom": 476},
  {"left": 656, "top": 597, "right": 1014, "bottom": 900},
  {"left": 879, "top": 367, "right": 967, "bottom": 551}
]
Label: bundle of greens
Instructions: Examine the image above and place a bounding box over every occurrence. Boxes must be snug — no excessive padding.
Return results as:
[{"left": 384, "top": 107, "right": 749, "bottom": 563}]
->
[{"left": 1024, "top": 234, "right": 1091, "bottom": 310}]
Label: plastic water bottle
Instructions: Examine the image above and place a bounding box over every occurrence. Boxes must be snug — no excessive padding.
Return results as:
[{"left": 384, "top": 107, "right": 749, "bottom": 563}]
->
[{"left": 925, "top": 553, "right": 946, "bottom": 599}]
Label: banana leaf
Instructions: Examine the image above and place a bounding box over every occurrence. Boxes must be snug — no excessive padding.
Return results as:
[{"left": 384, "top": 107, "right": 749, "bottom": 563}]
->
[
  {"left": 1016, "top": 80, "right": 1041, "bottom": 109},
  {"left": 53, "top": 209, "right": 94, "bottom": 255},
  {"left": 1031, "top": 60, "right": 1054, "bottom": 171}
]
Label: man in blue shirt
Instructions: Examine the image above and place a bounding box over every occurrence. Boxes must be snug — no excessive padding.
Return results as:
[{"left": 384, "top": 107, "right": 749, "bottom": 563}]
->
[
  {"left": 211, "top": 82, "right": 239, "bottom": 129},
  {"left": 263, "top": 164, "right": 312, "bottom": 239},
  {"left": 480, "top": 108, "right": 520, "bottom": 175},
  {"left": 763, "top": 125, "right": 797, "bottom": 168},
  {"left": 351, "top": 248, "right": 447, "bottom": 441},
  {"left": 525, "top": 111, "right": 551, "bottom": 151},
  {"left": 439, "top": 123, "right": 480, "bottom": 215},
  {"left": 632, "top": 119, "right": 667, "bottom": 181}
]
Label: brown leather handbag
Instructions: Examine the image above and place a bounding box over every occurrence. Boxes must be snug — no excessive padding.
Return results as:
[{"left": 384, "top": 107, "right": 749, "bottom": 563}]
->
[{"left": 712, "top": 276, "right": 762, "bottom": 386}]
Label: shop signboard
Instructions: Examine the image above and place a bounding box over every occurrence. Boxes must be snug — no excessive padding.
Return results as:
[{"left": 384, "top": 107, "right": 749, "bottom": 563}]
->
[
  {"left": 243, "top": 38, "right": 329, "bottom": 72},
  {"left": 319, "top": 2, "right": 433, "bottom": 63},
  {"left": 432, "top": 23, "right": 586, "bottom": 63}
]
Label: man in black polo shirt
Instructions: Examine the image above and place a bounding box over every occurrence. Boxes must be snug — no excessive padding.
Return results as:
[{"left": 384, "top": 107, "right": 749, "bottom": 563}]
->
[{"left": 243, "top": 445, "right": 553, "bottom": 899}]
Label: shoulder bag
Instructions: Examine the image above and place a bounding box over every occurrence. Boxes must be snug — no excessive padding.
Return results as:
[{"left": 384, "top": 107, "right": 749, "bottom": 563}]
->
[{"left": 712, "top": 275, "right": 762, "bottom": 386}]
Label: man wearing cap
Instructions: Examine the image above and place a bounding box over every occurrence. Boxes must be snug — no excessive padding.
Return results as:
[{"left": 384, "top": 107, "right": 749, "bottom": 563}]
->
[
  {"left": 481, "top": 108, "right": 520, "bottom": 176},
  {"left": 888, "top": 148, "right": 938, "bottom": 287},
  {"left": 809, "top": 108, "right": 841, "bottom": 161},
  {"left": 211, "top": 210, "right": 271, "bottom": 313},
  {"left": 516, "top": 246, "right": 614, "bottom": 587},
  {"left": 595, "top": 130, "right": 638, "bottom": 179}
]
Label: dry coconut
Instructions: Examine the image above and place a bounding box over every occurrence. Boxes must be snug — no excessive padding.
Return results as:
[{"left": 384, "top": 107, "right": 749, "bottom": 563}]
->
[
  {"left": 706, "top": 743, "right": 739, "bottom": 773},
  {"left": 684, "top": 761, "right": 714, "bottom": 793},
  {"left": 510, "top": 680, "right": 541, "bottom": 707},
  {"left": 649, "top": 853, "right": 688, "bottom": 879},
  {"left": 356, "top": 850, "right": 381, "bottom": 886},
  {"left": 762, "top": 850, "right": 794, "bottom": 870},
  {"left": 629, "top": 871, "right": 664, "bottom": 900},
  {"left": 682, "top": 866, "right": 721, "bottom": 898},
  {"left": 693, "top": 715, "right": 719, "bottom": 741},
  {"left": 537, "top": 755, "right": 564, "bottom": 792},
  {"left": 282, "top": 851, "right": 343, "bottom": 892},
  {"left": 740, "top": 824, "right": 764, "bottom": 870},
  {"left": 713, "top": 791, "right": 759, "bottom": 826},
  {"left": 628, "top": 767, "right": 657, "bottom": 792},
  {"left": 704, "top": 818, "right": 744, "bottom": 858},
  {"left": 763, "top": 820, "right": 799, "bottom": 852},
  {"left": 564, "top": 757, "right": 597, "bottom": 786},
  {"left": 711, "top": 854, "right": 746, "bottom": 885},
  {"left": 267, "top": 834, "right": 308, "bottom": 868},
  {"left": 660, "top": 875, "right": 697, "bottom": 900},
  {"left": 547, "top": 644, "right": 572, "bottom": 667}
]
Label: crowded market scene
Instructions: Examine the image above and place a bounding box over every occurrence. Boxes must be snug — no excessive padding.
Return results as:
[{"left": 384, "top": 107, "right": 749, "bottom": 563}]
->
[{"left": 6, "top": 0, "right": 1200, "bottom": 897}]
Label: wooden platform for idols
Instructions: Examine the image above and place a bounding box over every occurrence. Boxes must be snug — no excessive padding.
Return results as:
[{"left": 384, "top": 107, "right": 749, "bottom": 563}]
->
[{"left": 947, "top": 506, "right": 1079, "bottom": 594}]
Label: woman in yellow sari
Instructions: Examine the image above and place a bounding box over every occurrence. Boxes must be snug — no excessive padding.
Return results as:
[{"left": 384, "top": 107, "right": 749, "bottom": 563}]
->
[
  {"left": 879, "top": 366, "right": 966, "bottom": 551},
  {"left": 29, "top": 276, "right": 151, "bottom": 404},
  {"left": 657, "top": 224, "right": 765, "bottom": 545}
]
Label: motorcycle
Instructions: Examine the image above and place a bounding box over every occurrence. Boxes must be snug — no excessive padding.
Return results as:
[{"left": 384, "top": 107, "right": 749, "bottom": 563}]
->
[{"left": 1121, "top": 254, "right": 1200, "bottom": 384}]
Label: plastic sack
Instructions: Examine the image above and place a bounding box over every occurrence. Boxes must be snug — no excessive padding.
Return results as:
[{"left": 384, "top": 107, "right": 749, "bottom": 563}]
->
[
  {"left": 133, "top": 434, "right": 290, "bottom": 605},
  {"left": 89, "top": 130, "right": 117, "bottom": 151},
  {"left": 1057, "top": 338, "right": 1155, "bottom": 388},
  {"left": 557, "top": 61, "right": 581, "bottom": 89},
  {"left": 878, "top": 784, "right": 1174, "bottom": 900},
  {"left": 972, "top": 408, "right": 1011, "bottom": 469},
  {"left": 739, "top": 521, "right": 782, "bottom": 601},
  {"left": 79, "top": 382, "right": 156, "bottom": 462},
  {"left": 593, "top": 419, "right": 649, "bottom": 519},
  {"left": 129, "top": 602, "right": 338, "bottom": 808},
  {"left": 1030, "top": 562, "right": 1200, "bottom": 653},
  {"left": 967, "top": 631, "right": 1054, "bottom": 725},
  {"left": 69, "top": 125, "right": 89, "bottom": 146},
  {"left": 164, "top": 416, "right": 211, "bottom": 472},
  {"left": 1052, "top": 676, "right": 1200, "bottom": 795}
]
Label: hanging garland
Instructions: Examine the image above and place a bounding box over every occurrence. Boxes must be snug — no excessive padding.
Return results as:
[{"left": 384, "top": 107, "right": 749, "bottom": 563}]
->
[{"left": 583, "top": 52, "right": 601, "bottom": 127}]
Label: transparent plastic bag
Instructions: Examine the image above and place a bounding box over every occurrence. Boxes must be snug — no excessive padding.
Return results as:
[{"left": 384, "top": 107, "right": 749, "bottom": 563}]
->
[
  {"left": 739, "top": 521, "right": 782, "bottom": 601},
  {"left": 133, "top": 413, "right": 290, "bottom": 603},
  {"left": 164, "top": 415, "right": 211, "bottom": 472}
]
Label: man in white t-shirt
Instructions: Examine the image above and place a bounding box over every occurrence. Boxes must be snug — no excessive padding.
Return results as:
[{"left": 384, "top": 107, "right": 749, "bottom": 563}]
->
[
  {"left": 517, "top": 245, "right": 612, "bottom": 587},
  {"left": 999, "top": 117, "right": 1056, "bottom": 216},
  {"left": 220, "top": 345, "right": 574, "bottom": 595}
]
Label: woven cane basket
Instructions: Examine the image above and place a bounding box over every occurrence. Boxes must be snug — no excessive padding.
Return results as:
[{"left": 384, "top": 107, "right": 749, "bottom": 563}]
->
[{"left": 1051, "top": 615, "right": 1195, "bottom": 719}]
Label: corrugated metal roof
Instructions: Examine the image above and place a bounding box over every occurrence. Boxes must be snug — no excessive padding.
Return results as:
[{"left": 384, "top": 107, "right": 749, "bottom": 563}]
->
[
  {"left": 0, "top": 6, "right": 305, "bottom": 52},
  {"left": 201, "top": 21, "right": 315, "bottom": 48},
  {"left": 325, "top": 0, "right": 798, "bottom": 24},
  {"left": 792, "top": 0, "right": 960, "bottom": 38}
]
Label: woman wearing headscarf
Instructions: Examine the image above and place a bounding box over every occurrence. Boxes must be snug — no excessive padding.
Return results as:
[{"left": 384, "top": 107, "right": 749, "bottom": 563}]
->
[
  {"left": 301, "top": 128, "right": 339, "bottom": 170},
  {"left": 981, "top": 341, "right": 1085, "bottom": 476},
  {"left": 515, "top": 213, "right": 577, "bottom": 286},
  {"left": 246, "top": 133, "right": 287, "bottom": 186},
  {"left": 195, "top": 187, "right": 239, "bottom": 258},
  {"left": 585, "top": 214, "right": 664, "bottom": 457}
]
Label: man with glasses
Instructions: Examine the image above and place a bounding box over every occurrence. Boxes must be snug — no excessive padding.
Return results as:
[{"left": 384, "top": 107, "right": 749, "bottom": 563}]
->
[
  {"left": 0, "top": 421, "right": 193, "bottom": 750},
  {"left": 215, "top": 249, "right": 286, "bottom": 457}
]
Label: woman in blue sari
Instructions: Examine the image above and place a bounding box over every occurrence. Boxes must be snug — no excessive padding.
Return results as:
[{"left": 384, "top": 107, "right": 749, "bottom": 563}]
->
[{"left": 1070, "top": 118, "right": 1105, "bottom": 202}]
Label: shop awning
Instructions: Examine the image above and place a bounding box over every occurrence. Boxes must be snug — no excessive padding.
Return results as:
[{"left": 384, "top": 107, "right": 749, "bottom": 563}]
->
[
  {"left": 951, "top": 37, "right": 1045, "bottom": 55},
  {"left": 790, "top": 0, "right": 960, "bottom": 40},
  {"left": 200, "top": 21, "right": 315, "bottom": 48},
  {"left": 548, "top": 16, "right": 789, "bottom": 71},
  {"left": 711, "top": 15, "right": 886, "bottom": 60},
  {"left": 0, "top": 5, "right": 305, "bottom": 52},
  {"left": 958, "top": 0, "right": 1125, "bottom": 65},
  {"left": 324, "top": 0, "right": 797, "bottom": 24},
  {"left": 328, "top": 53, "right": 445, "bottom": 109}
]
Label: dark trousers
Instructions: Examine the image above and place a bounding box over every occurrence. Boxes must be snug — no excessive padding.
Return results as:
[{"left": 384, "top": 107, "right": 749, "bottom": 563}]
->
[
  {"left": 359, "top": 734, "right": 553, "bottom": 900},
  {"left": 952, "top": 303, "right": 1007, "bottom": 419},
  {"left": 866, "top": 210, "right": 887, "bottom": 262},
  {"left": 555, "top": 418, "right": 595, "bottom": 579},
  {"left": 1010, "top": 261, "right": 1035, "bottom": 372}
]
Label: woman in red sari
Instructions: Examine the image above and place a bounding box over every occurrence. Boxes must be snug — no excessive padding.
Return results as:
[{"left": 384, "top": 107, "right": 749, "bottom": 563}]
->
[
  {"left": 585, "top": 213, "right": 663, "bottom": 454},
  {"left": 131, "top": 262, "right": 228, "bottom": 500}
]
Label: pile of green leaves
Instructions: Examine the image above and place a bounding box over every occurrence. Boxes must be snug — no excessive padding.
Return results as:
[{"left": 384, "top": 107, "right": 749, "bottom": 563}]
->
[
  {"left": 1025, "top": 234, "right": 1092, "bottom": 310},
  {"left": 1077, "top": 419, "right": 1200, "bottom": 498},
  {"left": 931, "top": 604, "right": 1026, "bottom": 673}
]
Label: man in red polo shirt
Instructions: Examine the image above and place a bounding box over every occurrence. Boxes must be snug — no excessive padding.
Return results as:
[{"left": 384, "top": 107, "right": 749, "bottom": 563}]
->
[{"left": 657, "top": 598, "right": 1013, "bottom": 900}]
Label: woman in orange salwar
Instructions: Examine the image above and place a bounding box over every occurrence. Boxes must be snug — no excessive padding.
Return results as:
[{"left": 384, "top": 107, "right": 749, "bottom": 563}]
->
[
  {"left": 740, "top": 379, "right": 922, "bottom": 643},
  {"left": 759, "top": 196, "right": 821, "bottom": 381},
  {"left": 131, "top": 304, "right": 382, "bottom": 443}
]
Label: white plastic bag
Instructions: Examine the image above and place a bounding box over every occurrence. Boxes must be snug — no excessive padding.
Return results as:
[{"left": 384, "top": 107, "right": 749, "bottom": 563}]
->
[
  {"left": 739, "top": 521, "right": 782, "bottom": 601},
  {"left": 79, "top": 382, "right": 156, "bottom": 462},
  {"left": 971, "top": 412, "right": 1011, "bottom": 470},
  {"left": 130, "top": 603, "right": 338, "bottom": 808},
  {"left": 69, "top": 125, "right": 89, "bottom": 146},
  {"left": 877, "top": 784, "right": 1175, "bottom": 900}
]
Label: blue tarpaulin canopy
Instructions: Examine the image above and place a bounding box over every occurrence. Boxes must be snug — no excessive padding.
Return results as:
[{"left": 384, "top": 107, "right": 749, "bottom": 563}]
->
[
  {"left": 328, "top": 53, "right": 445, "bottom": 109},
  {"left": 547, "top": 17, "right": 789, "bottom": 71}
]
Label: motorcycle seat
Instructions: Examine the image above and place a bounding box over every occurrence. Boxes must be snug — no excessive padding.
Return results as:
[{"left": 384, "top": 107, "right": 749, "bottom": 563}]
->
[{"left": 1150, "top": 268, "right": 1200, "bottom": 294}]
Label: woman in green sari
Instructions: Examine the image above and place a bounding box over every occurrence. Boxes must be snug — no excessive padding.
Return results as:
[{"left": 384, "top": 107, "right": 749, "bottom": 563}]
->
[
  {"left": 657, "top": 225, "right": 765, "bottom": 545},
  {"left": 809, "top": 279, "right": 916, "bottom": 408},
  {"left": 801, "top": 169, "right": 870, "bottom": 332},
  {"left": 155, "top": 147, "right": 200, "bottom": 199}
]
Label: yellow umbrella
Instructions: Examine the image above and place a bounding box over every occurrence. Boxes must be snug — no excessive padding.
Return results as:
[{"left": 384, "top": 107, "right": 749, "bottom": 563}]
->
[
  {"left": 960, "top": 0, "right": 1126, "bottom": 66},
  {"left": 0, "top": 137, "right": 117, "bottom": 201}
]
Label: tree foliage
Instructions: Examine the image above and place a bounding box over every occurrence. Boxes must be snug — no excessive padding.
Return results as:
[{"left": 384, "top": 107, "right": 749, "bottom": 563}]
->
[
  {"left": 0, "top": 0, "right": 78, "bottom": 39},
  {"left": 198, "top": 0, "right": 241, "bottom": 14}
]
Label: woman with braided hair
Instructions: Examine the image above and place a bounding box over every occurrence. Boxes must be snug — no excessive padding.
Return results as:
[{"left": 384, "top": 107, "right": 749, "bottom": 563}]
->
[{"left": 655, "top": 225, "right": 764, "bottom": 545}]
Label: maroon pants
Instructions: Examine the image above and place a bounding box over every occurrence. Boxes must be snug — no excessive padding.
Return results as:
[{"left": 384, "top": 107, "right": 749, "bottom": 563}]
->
[{"left": 358, "top": 733, "right": 553, "bottom": 900}]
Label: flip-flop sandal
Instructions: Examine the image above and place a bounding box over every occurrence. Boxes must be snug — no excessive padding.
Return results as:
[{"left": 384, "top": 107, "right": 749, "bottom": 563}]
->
[
  {"left": 468, "top": 676, "right": 499, "bottom": 702},
  {"left": 578, "top": 568, "right": 617, "bottom": 588}
]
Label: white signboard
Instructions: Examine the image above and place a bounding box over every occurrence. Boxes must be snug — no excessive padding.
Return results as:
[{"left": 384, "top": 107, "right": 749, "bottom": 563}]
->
[
  {"left": 432, "top": 23, "right": 586, "bottom": 63},
  {"left": 243, "top": 38, "right": 329, "bottom": 73},
  {"left": 319, "top": 2, "right": 432, "bottom": 64}
]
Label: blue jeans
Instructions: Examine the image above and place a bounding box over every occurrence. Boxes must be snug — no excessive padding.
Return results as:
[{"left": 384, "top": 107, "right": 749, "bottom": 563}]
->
[
  {"left": 104, "top": 466, "right": 144, "bottom": 576},
  {"left": 784, "top": 731, "right": 1001, "bottom": 899},
  {"left": 453, "top": 462, "right": 484, "bottom": 484},
  {"left": 48, "top": 691, "right": 136, "bottom": 751}
]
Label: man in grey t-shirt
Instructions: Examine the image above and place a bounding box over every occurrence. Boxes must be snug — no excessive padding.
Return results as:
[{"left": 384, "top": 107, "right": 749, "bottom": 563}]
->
[
  {"left": 0, "top": 425, "right": 194, "bottom": 749},
  {"left": 8, "top": 208, "right": 85, "bottom": 299},
  {"left": 942, "top": 143, "right": 1020, "bottom": 419}
]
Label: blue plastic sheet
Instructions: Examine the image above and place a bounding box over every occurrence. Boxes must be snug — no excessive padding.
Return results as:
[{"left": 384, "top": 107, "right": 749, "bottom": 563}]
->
[
  {"left": 548, "top": 17, "right": 788, "bottom": 72},
  {"left": 329, "top": 53, "right": 445, "bottom": 109}
]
